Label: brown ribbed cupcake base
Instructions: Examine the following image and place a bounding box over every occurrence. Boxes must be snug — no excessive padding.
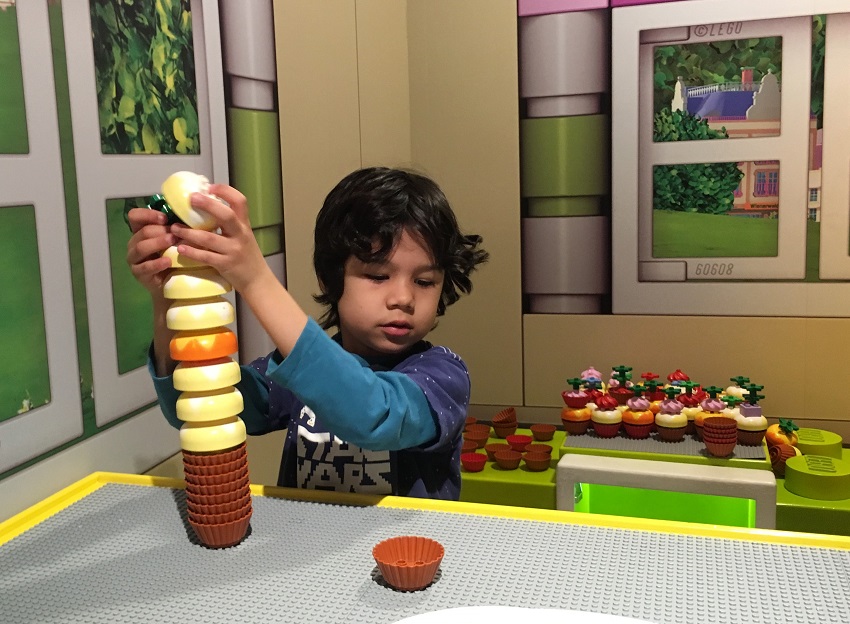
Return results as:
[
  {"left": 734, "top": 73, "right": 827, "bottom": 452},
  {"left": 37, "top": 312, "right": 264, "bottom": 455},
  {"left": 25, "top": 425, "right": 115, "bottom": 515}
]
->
[{"left": 182, "top": 446, "right": 252, "bottom": 549}]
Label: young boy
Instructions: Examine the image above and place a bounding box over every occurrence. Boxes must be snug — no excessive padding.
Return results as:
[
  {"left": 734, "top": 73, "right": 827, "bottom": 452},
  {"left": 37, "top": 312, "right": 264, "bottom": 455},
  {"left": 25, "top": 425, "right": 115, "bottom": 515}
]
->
[{"left": 126, "top": 167, "right": 488, "bottom": 499}]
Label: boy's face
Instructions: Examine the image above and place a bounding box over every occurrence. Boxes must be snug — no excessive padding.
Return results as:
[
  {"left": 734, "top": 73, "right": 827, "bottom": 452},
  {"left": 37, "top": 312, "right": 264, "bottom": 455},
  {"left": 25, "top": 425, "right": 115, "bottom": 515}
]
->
[{"left": 337, "top": 229, "right": 444, "bottom": 358}]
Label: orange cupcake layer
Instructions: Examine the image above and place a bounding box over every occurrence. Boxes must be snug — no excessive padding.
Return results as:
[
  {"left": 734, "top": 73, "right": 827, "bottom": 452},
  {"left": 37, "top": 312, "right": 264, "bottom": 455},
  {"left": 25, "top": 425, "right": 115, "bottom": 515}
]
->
[{"left": 171, "top": 328, "right": 238, "bottom": 361}]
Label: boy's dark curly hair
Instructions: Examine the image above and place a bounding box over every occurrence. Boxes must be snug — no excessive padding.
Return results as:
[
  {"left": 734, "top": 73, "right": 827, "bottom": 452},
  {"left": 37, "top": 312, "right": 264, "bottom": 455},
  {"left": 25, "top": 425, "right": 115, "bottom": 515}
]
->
[{"left": 313, "top": 167, "right": 489, "bottom": 329}]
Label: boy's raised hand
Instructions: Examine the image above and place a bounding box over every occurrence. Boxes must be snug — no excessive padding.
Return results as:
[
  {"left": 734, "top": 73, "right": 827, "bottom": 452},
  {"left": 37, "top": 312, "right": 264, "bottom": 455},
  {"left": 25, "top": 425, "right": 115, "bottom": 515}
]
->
[
  {"left": 170, "top": 184, "right": 269, "bottom": 294},
  {"left": 126, "top": 207, "right": 176, "bottom": 295}
]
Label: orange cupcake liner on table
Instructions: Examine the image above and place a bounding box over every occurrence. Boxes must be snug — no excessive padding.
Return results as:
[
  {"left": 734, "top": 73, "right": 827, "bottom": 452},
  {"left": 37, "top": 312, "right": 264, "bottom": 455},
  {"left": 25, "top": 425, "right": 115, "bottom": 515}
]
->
[
  {"left": 183, "top": 456, "right": 247, "bottom": 477},
  {"left": 494, "top": 450, "right": 522, "bottom": 470},
  {"left": 372, "top": 536, "right": 444, "bottom": 592},
  {"left": 185, "top": 474, "right": 250, "bottom": 497},
  {"left": 491, "top": 406, "right": 517, "bottom": 424},
  {"left": 182, "top": 442, "right": 247, "bottom": 466},
  {"left": 530, "top": 423, "right": 556, "bottom": 441},
  {"left": 189, "top": 514, "right": 252, "bottom": 549},
  {"left": 523, "top": 452, "right": 551, "bottom": 472}
]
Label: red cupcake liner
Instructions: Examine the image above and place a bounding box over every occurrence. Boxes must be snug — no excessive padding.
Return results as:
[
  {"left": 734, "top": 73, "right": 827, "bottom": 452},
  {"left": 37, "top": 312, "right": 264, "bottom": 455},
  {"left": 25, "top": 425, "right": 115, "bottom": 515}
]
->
[
  {"left": 506, "top": 434, "right": 533, "bottom": 452},
  {"left": 373, "top": 536, "right": 444, "bottom": 592},
  {"left": 623, "top": 422, "right": 653, "bottom": 439},
  {"left": 609, "top": 387, "right": 634, "bottom": 406},
  {"left": 562, "top": 392, "right": 590, "bottom": 408},
  {"left": 460, "top": 452, "right": 487, "bottom": 472},
  {"left": 592, "top": 421, "right": 621, "bottom": 438}
]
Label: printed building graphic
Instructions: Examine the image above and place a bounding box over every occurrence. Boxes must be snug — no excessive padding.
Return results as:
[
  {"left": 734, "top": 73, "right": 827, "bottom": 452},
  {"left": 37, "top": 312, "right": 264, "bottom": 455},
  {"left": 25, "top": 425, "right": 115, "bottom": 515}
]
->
[{"left": 671, "top": 69, "right": 823, "bottom": 220}]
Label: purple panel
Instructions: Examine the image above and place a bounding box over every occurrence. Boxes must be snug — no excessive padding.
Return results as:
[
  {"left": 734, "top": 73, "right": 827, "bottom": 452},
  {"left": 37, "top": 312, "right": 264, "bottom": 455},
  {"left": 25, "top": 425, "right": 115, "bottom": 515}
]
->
[
  {"left": 518, "top": 0, "right": 609, "bottom": 17},
  {"left": 611, "top": 0, "right": 684, "bottom": 6}
]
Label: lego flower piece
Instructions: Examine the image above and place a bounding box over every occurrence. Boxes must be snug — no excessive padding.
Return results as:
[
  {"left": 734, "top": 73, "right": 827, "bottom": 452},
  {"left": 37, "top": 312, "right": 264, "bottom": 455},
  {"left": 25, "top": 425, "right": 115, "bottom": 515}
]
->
[{"left": 766, "top": 419, "right": 799, "bottom": 448}]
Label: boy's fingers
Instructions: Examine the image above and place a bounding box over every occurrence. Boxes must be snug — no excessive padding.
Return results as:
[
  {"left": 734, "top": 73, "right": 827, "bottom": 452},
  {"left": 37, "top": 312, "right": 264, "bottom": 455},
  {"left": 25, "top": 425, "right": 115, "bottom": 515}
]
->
[
  {"left": 127, "top": 229, "right": 174, "bottom": 264},
  {"left": 189, "top": 192, "right": 233, "bottom": 228},
  {"left": 207, "top": 184, "right": 249, "bottom": 219},
  {"left": 131, "top": 255, "right": 171, "bottom": 277},
  {"left": 126, "top": 207, "right": 166, "bottom": 233}
]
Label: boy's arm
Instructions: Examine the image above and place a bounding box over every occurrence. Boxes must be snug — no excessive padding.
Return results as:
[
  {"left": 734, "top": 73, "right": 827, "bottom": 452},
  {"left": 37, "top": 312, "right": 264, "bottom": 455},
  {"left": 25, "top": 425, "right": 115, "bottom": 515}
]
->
[
  {"left": 267, "top": 319, "right": 469, "bottom": 451},
  {"left": 168, "top": 185, "right": 310, "bottom": 359},
  {"left": 148, "top": 348, "right": 292, "bottom": 435},
  {"left": 151, "top": 295, "right": 176, "bottom": 377}
]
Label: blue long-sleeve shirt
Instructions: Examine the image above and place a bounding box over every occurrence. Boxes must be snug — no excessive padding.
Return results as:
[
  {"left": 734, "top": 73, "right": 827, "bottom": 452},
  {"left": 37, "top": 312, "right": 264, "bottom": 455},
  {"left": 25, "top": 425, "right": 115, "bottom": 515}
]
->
[{"left": 151, "top": 319, "right": 470, "bottom": 499}]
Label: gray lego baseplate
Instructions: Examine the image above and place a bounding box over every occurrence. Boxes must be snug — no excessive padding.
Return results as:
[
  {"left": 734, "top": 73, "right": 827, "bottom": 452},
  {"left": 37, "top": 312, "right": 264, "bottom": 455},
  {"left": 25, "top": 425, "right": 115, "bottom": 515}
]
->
[
  {"left": 1, "top": 482, "right": 848, "bottom": 624},
  {"left": 564, "top": 430, "right": 766, "bottom": 460}
]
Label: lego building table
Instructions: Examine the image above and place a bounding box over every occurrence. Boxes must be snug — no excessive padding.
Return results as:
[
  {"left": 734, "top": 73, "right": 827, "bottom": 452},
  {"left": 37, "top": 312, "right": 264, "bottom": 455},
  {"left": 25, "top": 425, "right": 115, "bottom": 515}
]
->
[{"left": 3, "top": 472, "right": 850, "bottom": 624}]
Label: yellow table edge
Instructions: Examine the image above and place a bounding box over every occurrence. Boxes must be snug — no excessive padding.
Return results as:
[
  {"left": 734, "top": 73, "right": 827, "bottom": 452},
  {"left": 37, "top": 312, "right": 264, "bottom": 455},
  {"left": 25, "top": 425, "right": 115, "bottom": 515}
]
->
[{"left": 3, "top": 471, "right": 850, "bottom": 552}]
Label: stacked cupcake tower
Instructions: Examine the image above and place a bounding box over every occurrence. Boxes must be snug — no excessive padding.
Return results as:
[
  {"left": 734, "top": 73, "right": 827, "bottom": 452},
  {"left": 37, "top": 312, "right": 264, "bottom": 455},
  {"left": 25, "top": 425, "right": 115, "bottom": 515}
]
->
[
  {"left": 153, "top": 171, "right": 252, "bottom": 548},
  {"left": 559, "top": 366, "right": 774, "bottom": 459}
]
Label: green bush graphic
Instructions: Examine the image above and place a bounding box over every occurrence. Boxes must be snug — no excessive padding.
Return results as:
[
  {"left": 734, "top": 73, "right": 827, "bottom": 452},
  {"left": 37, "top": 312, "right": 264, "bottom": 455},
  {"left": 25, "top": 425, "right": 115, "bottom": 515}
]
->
[{"left": 90, "top": 0, "right": 200, "bottom": 155}]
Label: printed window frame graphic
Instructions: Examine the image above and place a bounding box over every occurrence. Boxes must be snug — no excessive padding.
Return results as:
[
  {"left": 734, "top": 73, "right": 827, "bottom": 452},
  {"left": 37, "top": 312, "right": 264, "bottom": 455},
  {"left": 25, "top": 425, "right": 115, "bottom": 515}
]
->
[
  {"left": 639, "top": 17, "right": 809, "bottom": 282},
  {"left": 0, "top": 2, "right": 83, "bottom": 473},
  {"left": 611, "top": 0, "right": 850, "bottom": 317},
  {"left": 816, "top": 12, "right": 850, "bottom": 279},
  {"left": 62, "top": 0, "right": 229, "bottom": 427}
]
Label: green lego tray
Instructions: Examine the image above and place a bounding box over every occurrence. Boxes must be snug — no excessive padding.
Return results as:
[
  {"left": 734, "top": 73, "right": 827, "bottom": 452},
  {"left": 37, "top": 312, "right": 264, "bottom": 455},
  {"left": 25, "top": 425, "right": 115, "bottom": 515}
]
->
[
  {"left": 459, "top": 429, "right": 562, "bottom": 509},
  {"left": 561, "top": 429, "right": 771, "bottom": 470}
]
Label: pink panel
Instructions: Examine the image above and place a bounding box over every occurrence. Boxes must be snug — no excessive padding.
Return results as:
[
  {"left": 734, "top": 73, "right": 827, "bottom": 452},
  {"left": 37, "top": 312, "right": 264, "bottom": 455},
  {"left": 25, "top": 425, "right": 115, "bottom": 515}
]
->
[
  {"left": 610, "top": 0, "right": 684, "bottom": 6},
  {"left": 518, "top": 0, "right": 609, "bottom": 17}
]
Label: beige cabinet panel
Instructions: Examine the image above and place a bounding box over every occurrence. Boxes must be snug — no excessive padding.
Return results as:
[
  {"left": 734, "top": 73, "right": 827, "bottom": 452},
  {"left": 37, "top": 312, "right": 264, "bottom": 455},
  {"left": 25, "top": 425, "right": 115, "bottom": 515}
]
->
[
  {"left": 274, "top": 1, "right": 523, "bottom": 406},
  {"left": 356, "top": 0, "right": 411, "bottom": 167},
  {"left": 408, "top": 0, "right": 523, "bottom": 406},
  {"left": 275, "top": 0, "right": 362, "bottom": 320},
  {"left": 523, "top": 314, "right": 850, "bottom": 438}
]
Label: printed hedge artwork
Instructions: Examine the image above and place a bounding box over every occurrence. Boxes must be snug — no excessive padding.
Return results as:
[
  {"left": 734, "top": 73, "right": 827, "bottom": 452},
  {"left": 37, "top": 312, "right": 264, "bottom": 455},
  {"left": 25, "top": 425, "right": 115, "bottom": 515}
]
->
[
  {"left": 106, "top": 198, "right": 155, "bottom": 375},
  {"left": 90, "top": 0, "right": 200, "bottom": 155},
  {"left": 0, "top": 206, "right": 50, "bottom": 422},
  {"left": 0, "top": 4, "right": 28, "bottom": 154}
]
